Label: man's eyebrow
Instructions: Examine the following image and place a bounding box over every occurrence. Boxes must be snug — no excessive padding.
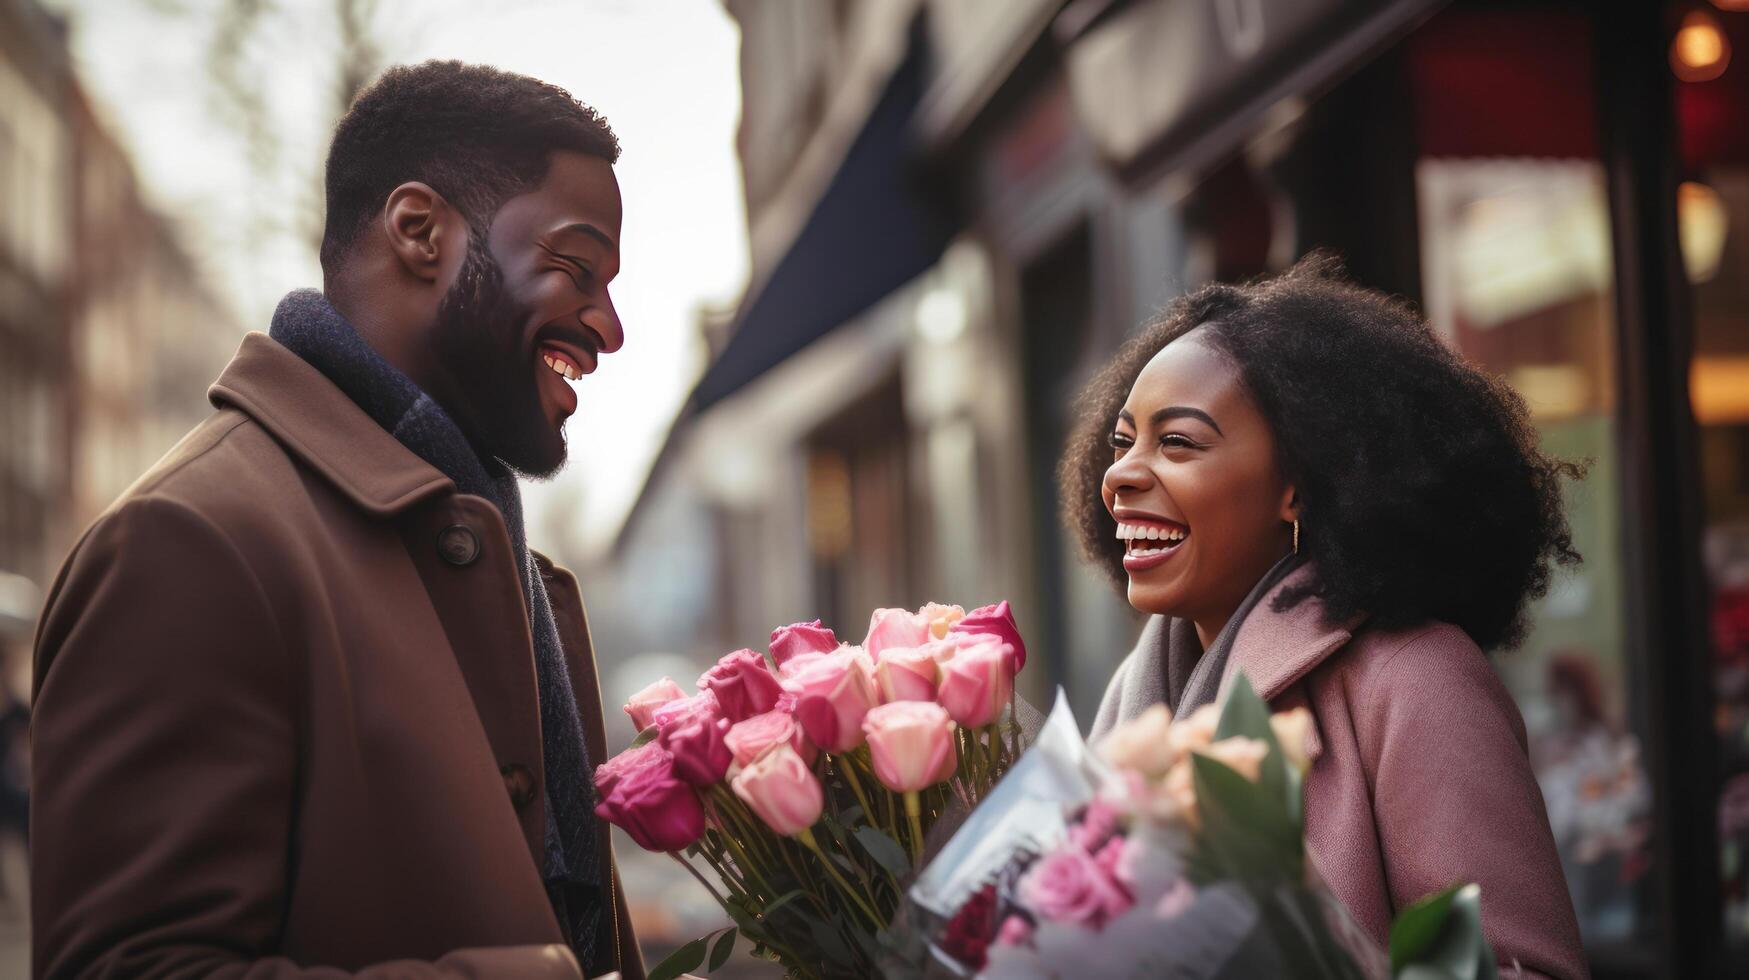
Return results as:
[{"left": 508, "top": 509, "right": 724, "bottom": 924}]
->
[
  {"left": 555, "top": 222, "right": 616, "bottom": 252},
  {"left": 1151, "top": 406, "right": 1223, "bottom": 435}
]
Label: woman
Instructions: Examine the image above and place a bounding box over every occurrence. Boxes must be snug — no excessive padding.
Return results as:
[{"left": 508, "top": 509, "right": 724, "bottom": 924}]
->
[{"left": 1066, "top": 256, "right": 1589, "bottom": 979}]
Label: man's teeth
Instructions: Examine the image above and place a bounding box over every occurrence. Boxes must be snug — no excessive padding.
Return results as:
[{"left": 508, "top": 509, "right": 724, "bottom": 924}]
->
[
  {"left": 543, "top": 353, "right": 582, "bottom": 381},
  {"left": 1115, "top": 522, "right": 1188, "bottom": 555}
]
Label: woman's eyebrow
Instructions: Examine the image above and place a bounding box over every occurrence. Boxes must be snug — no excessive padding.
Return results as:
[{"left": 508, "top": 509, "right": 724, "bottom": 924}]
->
[{"left": 1150, "top": 406, "right": 1223, "bottom": 435}]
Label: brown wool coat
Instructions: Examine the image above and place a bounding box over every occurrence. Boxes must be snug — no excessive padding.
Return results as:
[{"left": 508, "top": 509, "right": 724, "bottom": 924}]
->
[
  {"left": 1090, "top": 564, "right": 1589, "bottom": 980},
  {"left": 31, "top": 333, "right": 644, "bottom": 980}
]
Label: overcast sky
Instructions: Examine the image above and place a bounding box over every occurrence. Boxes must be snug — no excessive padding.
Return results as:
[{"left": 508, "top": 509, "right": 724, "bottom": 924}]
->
[{"left": 48, "top": 0, "right": 749, "bottom": 560}]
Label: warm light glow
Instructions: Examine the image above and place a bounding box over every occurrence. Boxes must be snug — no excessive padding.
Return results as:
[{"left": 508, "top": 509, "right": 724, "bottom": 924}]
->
[
  {"left": 1678, "top": 181, "right": 1729, "bottom": 283},
  {"left": 1712, "top": 0, "right": 1749, "bottom": 12},
  {"left": 1692, "top": 357, "right": 1749, "bottom": 424},
  {"left": 1673, "top": 12, "right": 1731, "bottom": 82}
]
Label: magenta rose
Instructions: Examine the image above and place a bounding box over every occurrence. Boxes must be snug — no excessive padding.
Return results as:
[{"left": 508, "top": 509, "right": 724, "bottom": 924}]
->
[
  {"left": 864, "top": 607, "right": 931, "bottom": 660},
  {"left": 783, "top": 647, "right": 879, "bottom": 753},
  {"left": 768, "top": 620, "right": 839, "bottom": 668},
  {"left": 658, "top": 708, "right": 733, "bottom": 786},
  {"left": 1017, "top": 844, "right": 1133, "bottom": 929},
  {"left": 698, "top": 648, "right": 785, "bottom": 723},
  {"left": 592, "top": 743, "right": 706, "bottom": 852},
  {"left": 937, "top": 636, "right": 1018, "bottom": 727},
  {"left": 950, "top": 600, "right": 1027, "bottom": 672}
]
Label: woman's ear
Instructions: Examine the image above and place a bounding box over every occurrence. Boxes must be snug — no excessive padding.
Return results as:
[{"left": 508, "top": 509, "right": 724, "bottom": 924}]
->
[
  {"left": 1278, "top": 485, "right": 1300, "bottom": 524},
  {"left": 381, "top": 181, "right": 457, "bottom": 282}
]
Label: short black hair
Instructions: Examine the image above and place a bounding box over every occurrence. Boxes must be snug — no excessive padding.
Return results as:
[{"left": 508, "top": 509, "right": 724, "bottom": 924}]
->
[
  {"left": 1059, "top": 254, "right": 1584, "bottom": 651},
  {"left": 320, "top": 60, "right": 620, "bottom": 275}
]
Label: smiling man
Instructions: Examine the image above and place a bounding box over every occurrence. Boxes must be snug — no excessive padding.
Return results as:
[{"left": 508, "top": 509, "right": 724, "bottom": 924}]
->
[{"left": 30, "top": 63, "right": 641, "bottom": 979}]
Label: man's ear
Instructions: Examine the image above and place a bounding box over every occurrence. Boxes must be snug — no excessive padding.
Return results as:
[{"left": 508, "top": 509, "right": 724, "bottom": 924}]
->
[{"left": 381, "top": 181, "right": 460, "bottom": 282}]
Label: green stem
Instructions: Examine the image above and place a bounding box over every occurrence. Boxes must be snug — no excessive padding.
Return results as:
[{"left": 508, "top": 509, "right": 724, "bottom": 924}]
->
[
  {"left": 799, "top": 827, "right": 885, "bottom": 929},
  {"left": 904, "top": 791, "right": 924, "bottom": 864},
  {"left": 838, "top": 752, "right": 876, "bottom": 824}
]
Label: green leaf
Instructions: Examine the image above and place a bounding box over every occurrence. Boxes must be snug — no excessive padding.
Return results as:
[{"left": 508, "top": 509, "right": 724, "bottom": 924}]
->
[
  {"left": 761, "top": 888, "right": 808, "bottom": 919},
  {"left": 1188, "top": 753, "right": 1303, "bottom": 885},
  {"left": 1215, "top": 672, "right": 1295, "bottom": 818},
  {"left": 853, "top": 825, "right": 913, "bottom": 878},
  {"left": 1390, "top": 885, "right": 1460, "bottom": 971},
  {"left": 629, "top": 724, "right": 660, "bottom": 749},
  {"left": 1390, "top": 883, "right": 1495, "bottom": 980},
  {"left": 647, "top": 937, "right": 707, "bottom": 980},
  {"left": 709, "top": 927, "right": 738, "bottom": 971}
]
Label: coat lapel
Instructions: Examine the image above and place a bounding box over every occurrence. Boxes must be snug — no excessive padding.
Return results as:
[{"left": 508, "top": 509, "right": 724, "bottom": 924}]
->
[{"left": 1222, "top": 564, "right": 1364, "bottom": 762}]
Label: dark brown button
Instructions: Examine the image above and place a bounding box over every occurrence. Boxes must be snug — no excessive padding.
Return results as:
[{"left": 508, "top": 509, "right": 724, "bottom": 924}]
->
[
  {"left": 437, "top": 524, "right": 480, "bottom": 566},
  {"left": 501, "top": 764, "right": 539, "bottom": 809}
]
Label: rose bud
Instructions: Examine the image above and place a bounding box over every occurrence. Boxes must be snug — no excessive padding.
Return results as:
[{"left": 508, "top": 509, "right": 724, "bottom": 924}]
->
[
  {"left": 863, "top": 607, "right": 930, "bottom": 660},
  {"left": 659, "top": 710, "right": 733, "bottom": 786},
  {"left": 725, "top": 704, "right": 816, "bottom": 768},
  {"left": 936, "top": 636, "right": 1017, "bottom": 728},
  {"left": 916, "top": 602, "right": 966, "bottom": 640},
  {"left": 872, "top": 644, "right": 940, "bottom": 703},
  {"left": 1097, "top": 704, "right": 1179, "bottom": 779},
  {"left": 949, "top": 600, "right": 1027, "bottom": 672},
  {"left": 623, "top": 676, "right": 686, "bottom": 731},
  {"left": 768, "top": 619, "right": 838, "bottom": 668},
  {"left": 862, "top": 701, "right": 957, "bottom": 793},
  {"left": 592, "top": 743, "right": 706, "bottom": 852},
  {"left": 698, "top": 648, "right": 785, "bottom": 723},
  {"left": 730, "top": 743, "right": 823, "bottom": 836},
  {"left": 783, "top": 647, "right": 880, "bottom": 753}
]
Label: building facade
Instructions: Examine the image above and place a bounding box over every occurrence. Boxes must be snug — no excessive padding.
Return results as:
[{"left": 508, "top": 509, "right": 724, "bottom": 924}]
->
[{"left": 595, "top": 1, "right": 1744, "bottom": 975}]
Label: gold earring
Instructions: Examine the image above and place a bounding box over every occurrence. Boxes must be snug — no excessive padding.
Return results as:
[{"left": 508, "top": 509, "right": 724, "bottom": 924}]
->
[{"left": 1293, "top": 518, "right": 1300, "bottom": 555}]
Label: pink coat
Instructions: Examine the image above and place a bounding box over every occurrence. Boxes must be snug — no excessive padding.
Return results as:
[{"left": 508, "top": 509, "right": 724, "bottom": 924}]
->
[{"left": 1091, "top": 565, "right": 1589, "bottom": 980}]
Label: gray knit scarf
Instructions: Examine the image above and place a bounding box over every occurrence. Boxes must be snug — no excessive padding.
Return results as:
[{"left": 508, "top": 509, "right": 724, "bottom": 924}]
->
[{"left": 269, "top": 289, "right": 602, "bottom": 969}]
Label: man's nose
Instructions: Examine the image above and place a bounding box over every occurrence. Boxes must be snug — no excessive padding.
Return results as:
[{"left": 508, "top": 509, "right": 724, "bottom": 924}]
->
[{"left": 583, "top": 293, "right": 624, "bottom": 355}]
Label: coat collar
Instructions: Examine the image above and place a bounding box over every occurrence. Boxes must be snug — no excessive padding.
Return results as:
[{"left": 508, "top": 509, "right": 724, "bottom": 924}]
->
[
  {"left": 208, "top": 332, "right": 456, "bottom": 518},
  {"left": 1226, "top": 562, "right": 1366, "bottom": 703}
]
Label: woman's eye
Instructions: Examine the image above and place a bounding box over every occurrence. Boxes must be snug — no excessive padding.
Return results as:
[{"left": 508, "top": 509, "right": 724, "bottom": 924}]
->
[
  {"left": 1107, "top": 432, "right": 1134, "bottom": 451},
  {"left": 1160, "top": 434, "right": 1202, "bottom": 450}
]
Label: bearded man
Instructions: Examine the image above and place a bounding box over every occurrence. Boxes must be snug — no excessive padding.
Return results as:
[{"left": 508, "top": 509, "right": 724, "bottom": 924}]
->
[{"left": 31, "top": 61, "right": 642, "bottom": 980}]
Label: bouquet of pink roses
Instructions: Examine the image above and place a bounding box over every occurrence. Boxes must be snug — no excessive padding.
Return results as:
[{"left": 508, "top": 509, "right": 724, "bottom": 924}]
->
[
  {"left": 592, "top": 601, "right": 1030, "bottom": 980},
  {"left": 906, "top": 675, "right": 1495, "bottom": 980}
]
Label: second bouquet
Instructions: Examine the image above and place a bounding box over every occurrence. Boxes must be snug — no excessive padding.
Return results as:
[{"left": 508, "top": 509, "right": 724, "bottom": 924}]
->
[{"left": 594, "top": 600, "right": 1031, "bottom": 980}]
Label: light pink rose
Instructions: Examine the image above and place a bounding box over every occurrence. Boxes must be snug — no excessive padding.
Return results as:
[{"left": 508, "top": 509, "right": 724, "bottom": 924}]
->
[
  {"left": 730, "top": 743, "right": 823, "bottom": 836},
  {"left": 994, "top": 914, "right": 1034, "bottom": 948},
  {"left": 1018, "top": 844, "right": 1133, "bottom": 928},
  {"left": 916, "top": 602, "right": 966, "bottom": 640},
  {"left": 650, "top": 691, "right": 719, "bottom": 733},
  {"left": 725, "top": 705, "right": 815, "bottom": 767},
  {"left": 768, "top": 620, "right": 838, "bottom": 668},
  {"left": 592, "top": 743, "right": 706, "bottom": 852},
  {"left": 658, "top": 708, "right": 732, "bottom": 786},
  {"left": 872, "top": 644, "right": 940, "bottom": 703},
  {"left": 950, "top": 600, "right": 1027, "bottom": 672},
  {"left": 623, "top": 676, "right": 686, "bottom": 731},
  {"left": 862, "top": 701, "right": 956, "bottom": 792},
  {"left": 1199, "top": 736, "right": 1269, "bottom": 783},
  {"left": 936, "top": 636, "right": 1017, "bottom": 728},
  {"left": 698, "top": 648, "right": 785, "bottom": 723},
  {"left": 783, "top": 647, "right": 879, "bottom": 753},
  {"left": 864, "top": 607, "right": 931, "bottom": 660},
  {"left": 1153, "top": 878, "right": 1196, "bottom": 920}
]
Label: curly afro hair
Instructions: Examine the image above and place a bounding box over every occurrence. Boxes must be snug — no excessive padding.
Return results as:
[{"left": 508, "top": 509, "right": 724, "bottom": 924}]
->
[
  {"left": 320, "top": 60, "right": 620, "bottom": 275},
  {"left": 1059, "top": 254, "right": 1584, "bottom": 651}
]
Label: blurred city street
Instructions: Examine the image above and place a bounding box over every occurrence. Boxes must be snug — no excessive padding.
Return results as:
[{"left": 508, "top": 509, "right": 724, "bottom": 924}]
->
[{"left": 2, "top": 0, "right": 1749, "bottom": 977}]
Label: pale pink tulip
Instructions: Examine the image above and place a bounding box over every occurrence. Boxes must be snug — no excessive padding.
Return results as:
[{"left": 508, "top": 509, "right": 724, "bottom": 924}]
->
[
  {"left": 623, "top": 677, "right": 686, "bottom": 731},
  {"left": 936, "top": 636, "right": 1017, "bottom": 727},
  {"left": 862, "top": 701, "right": 957, "bottom": 792},
  {"left": 783, "top": 647, "right": 879, "bottom": 753},
  {"left": 725, "top": 705, "right": 815, "bottom": 767},
  {"left": 863, "top": 607, "right": 930, "bottom": 660},
  {"left": 872, "top": 645, "right": 939, "bottom": 703},
  {"left": 730, "top": 743, "right": 823, "bottom": 836}
]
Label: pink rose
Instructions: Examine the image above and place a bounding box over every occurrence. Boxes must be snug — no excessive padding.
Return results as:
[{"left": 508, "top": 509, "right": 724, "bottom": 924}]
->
[
  {"left": 917, "top": 602, "right": 966, "bottom": 639},
  {"left": 995, "top": 914, "right": 1034, "bottom": 948},
  {"left": 592, "top": 743, "right": 706, "bottom": 852},
  {"left": 1018, "top": 844, "right": 1133, "bottom": 929},
  {"left": 725, "top": 705, "right": 815, "bottom": 768},
  {"left": 699, "top": 648, "right": 785, "bottom": 723},
  {"left": 862, "top": 701, "right": 956, "bottom": 792},
  {"left": 650, "top": 691, "right": 719, "bottom": 733},
  {"left": 730, "top": 743, "right": 823, "bottom": 836},
  {"left": 783, "top": 647, "right": 879, "bottom": 753},
  {"left": 623, "top": 676, "right": 686, "bottom": 731},
  {"left": 658, "top": 710, "right": 733, "bottom": 786},
  {"left": 1068, "top": 797, "right": 1124, "bottom": 852},
  {"left": 936, "top": 636, "right": 1017, "bottom": 727},
  {"left": 872, "top": 644, "right": 940, "bottom": 703},
  {"left": 768, "top": 620, "right": 838, "bottom": 667},
  {"left": 864, "top": 607, "right": 930, "bottom": 660},
  {"left": 950, "top": 600, "right": 1027, "bottom": 672}
]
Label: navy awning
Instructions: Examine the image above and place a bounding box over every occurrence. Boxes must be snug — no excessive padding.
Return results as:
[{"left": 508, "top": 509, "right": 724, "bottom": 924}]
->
[{"left": 691, "top": 32, "right": 955, "bottom": 411}]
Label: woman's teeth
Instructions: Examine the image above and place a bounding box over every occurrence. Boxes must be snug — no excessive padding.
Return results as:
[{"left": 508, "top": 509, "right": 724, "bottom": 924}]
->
[
  {"left": 1116, "top": 522, "right": 1188, "bottom": 555},
  {"left": 543, "top": 353, "right": 582, "bottom": 381}
]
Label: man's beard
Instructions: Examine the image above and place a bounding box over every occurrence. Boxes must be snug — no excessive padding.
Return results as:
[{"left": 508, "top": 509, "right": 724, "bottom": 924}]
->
[{"left": 430, "top": 237, "right": 567, "bottom": 478}]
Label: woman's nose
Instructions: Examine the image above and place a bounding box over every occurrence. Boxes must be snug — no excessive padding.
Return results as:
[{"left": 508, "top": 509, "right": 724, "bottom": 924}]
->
[{"left": 1103, "top": 453, "right": 1153, "bottom": 497}]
